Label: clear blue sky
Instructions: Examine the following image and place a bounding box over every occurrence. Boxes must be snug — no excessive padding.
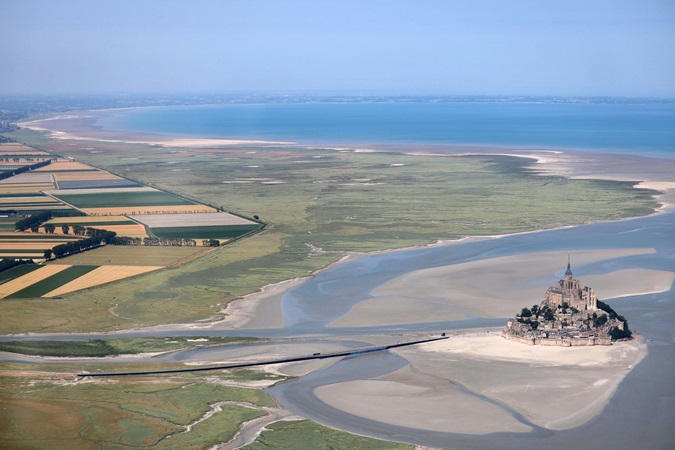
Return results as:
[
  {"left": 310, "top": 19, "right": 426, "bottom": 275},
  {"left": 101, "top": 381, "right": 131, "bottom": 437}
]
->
[{"left": 1, "top": 0, "right": 674, "bottom": 96}]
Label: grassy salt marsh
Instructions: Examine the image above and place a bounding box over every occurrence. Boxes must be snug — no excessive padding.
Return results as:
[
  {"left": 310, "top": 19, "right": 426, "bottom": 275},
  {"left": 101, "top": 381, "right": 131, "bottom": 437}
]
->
[
  {"left": 0, "top": 372, "right": 273, "bottom": 450},
  {"left": 0, "top": 336, "right": 259, "bottom": 357},
  {"left": 0, "top": 130, "right": 661, "bottom": 333}
]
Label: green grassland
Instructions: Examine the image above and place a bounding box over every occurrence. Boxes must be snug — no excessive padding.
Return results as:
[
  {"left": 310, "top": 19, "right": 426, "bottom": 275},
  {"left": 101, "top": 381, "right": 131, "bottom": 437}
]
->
[
  {"left": 46, "top": 245, "right": 208, "bottom": 266},
  {"left": 52, "top": 190, "right": 195, "bottom": 208},
  {"left": 243, "top": 420, "right": 414, "bottom": 450},
  {"left": 0, "top": 372, "right": 273, "bottom": 450},
  {"left": 151, "top": 224, "right": 261, "bottom": 239},
  {"left": 0, "top": 129, "right": 661, "bottom": 333},
  {"left": 0, "top": 336, "right": 259, "bottom": 357}
]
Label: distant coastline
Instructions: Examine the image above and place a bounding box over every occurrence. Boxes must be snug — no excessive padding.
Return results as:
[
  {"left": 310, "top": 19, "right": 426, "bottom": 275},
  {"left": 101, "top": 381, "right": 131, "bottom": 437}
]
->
[{"left": 16, "top": 100, "right": 675, "bottom": 158}]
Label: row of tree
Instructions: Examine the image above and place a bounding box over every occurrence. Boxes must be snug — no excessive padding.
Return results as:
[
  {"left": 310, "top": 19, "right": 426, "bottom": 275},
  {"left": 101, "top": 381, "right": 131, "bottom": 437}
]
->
[
  {"left": 15, "top": 211, "right": 52, "bottom": 231},
  {"left": 0, "top": 159, "right": 52, "bottom": 181},
  {"left": 111, "top": 237, "right": 199, "bottom": 246},
  {"left": 46, "top": 228, "right": 117, "bottom": 259}
]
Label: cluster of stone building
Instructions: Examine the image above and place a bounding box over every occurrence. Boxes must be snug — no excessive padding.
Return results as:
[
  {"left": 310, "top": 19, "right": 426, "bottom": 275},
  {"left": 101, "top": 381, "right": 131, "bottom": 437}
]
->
[{"left": 504, "top": 259, "right": 628, "bottom": 347}]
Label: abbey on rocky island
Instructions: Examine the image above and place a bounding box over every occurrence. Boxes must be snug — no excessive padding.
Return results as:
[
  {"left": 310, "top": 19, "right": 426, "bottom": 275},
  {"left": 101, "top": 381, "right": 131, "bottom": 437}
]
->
[{"left": 504, "top": 258, "right": 632, "bottom": 346}]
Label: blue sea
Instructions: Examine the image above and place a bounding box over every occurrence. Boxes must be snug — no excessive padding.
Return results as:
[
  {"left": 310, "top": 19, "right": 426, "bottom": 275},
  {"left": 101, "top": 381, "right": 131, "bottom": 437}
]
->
[{"left": 95, "top": 102, "right": 675, "bottom": 157}]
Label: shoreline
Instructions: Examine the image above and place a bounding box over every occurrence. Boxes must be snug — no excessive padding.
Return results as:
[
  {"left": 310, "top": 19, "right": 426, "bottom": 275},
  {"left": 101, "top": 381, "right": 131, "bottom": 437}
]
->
[
  {"left": 4, "top": 111, "right": 675, "bottom": 334},
  {"left": 15, "top": 108, "right": 675, "bottom": 212}
]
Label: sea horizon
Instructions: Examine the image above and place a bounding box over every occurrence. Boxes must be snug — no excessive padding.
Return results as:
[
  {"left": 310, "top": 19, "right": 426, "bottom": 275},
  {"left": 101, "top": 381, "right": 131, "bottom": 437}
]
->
[{"left": 91, "top": 101, "right": 675, "bottom": 159}]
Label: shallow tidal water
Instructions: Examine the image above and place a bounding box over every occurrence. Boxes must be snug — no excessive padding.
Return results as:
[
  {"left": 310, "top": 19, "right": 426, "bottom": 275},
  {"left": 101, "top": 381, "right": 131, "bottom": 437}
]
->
[{"left": 269, "top": 212, "right": 675, "bottom": 449}]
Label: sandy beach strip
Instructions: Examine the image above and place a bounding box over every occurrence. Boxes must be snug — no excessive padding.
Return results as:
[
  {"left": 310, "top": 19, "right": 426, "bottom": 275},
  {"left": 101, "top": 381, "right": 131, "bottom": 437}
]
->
[{"left": 18, "top": 114, "right": 293, "bottom": 147}]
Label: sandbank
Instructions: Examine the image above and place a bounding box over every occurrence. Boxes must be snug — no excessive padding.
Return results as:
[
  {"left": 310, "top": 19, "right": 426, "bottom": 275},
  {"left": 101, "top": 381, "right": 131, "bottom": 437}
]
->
[
  {"left": 18, "top": 112, "right": 293, "bottom": 148},
  {"left": 315, "top": 330, "right": 647, "bottom": 433},
  {"left": 330, "top": 249, "right": 674, "bottom": 327}
]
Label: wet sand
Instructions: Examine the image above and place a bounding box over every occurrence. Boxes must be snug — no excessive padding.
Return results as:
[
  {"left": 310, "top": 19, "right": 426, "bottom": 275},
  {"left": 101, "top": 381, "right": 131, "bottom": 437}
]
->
[
  {"left": 330, "top": 249, "right": 674, "bottom": 327},
  {"left": 311, "top": 330, "right": 646, "bottom": 434}
]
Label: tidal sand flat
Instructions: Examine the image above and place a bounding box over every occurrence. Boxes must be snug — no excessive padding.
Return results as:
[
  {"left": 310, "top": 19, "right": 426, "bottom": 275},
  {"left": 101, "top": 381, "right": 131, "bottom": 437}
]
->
[{"left": 329, "top": 249, "right": 674, "bottom": 327}]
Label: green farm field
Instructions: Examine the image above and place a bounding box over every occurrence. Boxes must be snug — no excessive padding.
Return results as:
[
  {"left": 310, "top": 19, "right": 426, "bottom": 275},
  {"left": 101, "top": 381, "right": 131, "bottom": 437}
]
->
[
  {"left": 0, "top": 129, "right": 661, "bottom": 333},
  {"left": 52, "top": 190, "right": 195, "bottom": 208},
  {"left": 151, "top": 224, "right": 261, "bottom": 239},
  {"left": 0, "top": 264, "right": 40, "bottom": 284}
]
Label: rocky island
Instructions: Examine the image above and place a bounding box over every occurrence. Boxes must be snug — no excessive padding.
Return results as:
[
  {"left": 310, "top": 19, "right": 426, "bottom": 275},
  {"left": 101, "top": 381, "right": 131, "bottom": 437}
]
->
[{"left": 504, "top": 258, "right": 632, "bottom": 346}]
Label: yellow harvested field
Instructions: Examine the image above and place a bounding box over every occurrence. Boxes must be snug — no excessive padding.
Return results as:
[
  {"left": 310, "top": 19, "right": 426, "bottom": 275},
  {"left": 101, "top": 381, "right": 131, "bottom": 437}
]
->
[
  {"left": 9, "top": 205, "right": 71, "bottom": 211},
  {"left": 46, "top": 215, "right": 131, "bottom": 224},
  {"left": 0, "top": 148, "right": 49, "bottom": 154},
  {"left": 83, "top": 205, "right": 218, "bottom": 215},
  {"left": 0, "top": 152, "right": 50, "bottom": 156},
  {"left": 0, "top": 182, "right": 54, "bottom": 192},
  {"left": 0, "top": 265, "right": 71, "bottom": 299},
  {"left": 0, "top": 196, "right": 58, "bottom": 204},
  {"left": 35, "top": 161, "right": 95, "bottom": 171},
  {"left": 0, "top": 253, "right": 43, "bottom": 258},
  {"left": 0, "top": 242, "right": 79, "bottom": 250},
  {"left": 93, "top": 224, "right": 148, "bottom": 238},
  {"left": 42, "top": 265, "right": 164, "bottom": 297},
  {"left": 53, "top": 171, "right": 120, "bottom": 181}
]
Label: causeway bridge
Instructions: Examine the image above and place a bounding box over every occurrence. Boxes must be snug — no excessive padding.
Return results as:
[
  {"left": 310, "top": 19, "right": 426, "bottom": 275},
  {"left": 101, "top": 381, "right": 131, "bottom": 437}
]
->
[{"left": 77, "top": 335, "right": 448, "bottom": 377}]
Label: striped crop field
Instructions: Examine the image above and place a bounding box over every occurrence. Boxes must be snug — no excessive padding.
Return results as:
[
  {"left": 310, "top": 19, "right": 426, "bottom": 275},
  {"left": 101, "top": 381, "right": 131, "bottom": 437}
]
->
[
  {"left": 0, "top": 173, "right": 54, "bottom": 184},
  {"left": 0, "top": 264, "right": 41, "bottom": 285},
  {"left": 0, "top": 182, "right": 55, "bottom": 194},
  {"left": 42, "top": 265, "right": 164, "bottom": 297},
  {"left": 0, "top": 196, "right": 58, "bottom": 204},
  {"left": 35, "top": 161, "right": 96, "bottom": 171},
  {"left": 0, "top": 264, "right": 72, "bottom": 298},
  {"left": 5, "top": 265, "right": 99, "bottom": 298}
]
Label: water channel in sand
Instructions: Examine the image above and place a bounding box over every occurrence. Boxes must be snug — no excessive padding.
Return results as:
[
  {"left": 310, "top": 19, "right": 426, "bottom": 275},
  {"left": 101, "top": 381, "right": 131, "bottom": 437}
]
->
[{"left": 1, "top": 212, "right": 673, "bottom": 449}]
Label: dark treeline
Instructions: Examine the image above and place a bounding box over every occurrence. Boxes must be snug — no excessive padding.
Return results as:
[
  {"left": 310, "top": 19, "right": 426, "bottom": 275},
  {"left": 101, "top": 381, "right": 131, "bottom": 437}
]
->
[
  {"left": 111, "top": 237, "right": 198, "bottom": 246},
  {"left": 51, "top": 228, "right": 117, "bottom": 258},
  {"left": 0, "top": 258, "right": 33, "bottom": 273},
  {"left": 0, "top": 159, "right": 53, "bottom": 181},
  {"left": 15, "top": 211, "right": 52, "bottom": 231}
]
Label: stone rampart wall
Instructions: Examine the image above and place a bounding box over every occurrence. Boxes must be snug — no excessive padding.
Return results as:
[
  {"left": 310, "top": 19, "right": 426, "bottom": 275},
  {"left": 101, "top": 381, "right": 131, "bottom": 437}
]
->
[{"left": 503, "top": 332, "right": 612, "bottom": 346}]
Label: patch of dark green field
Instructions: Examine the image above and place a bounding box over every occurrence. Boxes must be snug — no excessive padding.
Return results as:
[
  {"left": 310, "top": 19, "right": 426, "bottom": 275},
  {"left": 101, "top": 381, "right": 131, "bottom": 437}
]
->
[
  {"left": 0, "top": 249, "right": 45, "bottom": 254},
  {"left": 151, "top": 224, "right": 261, "bottom": 239},
  {"left": 53, "top": 191, "right": 195, "bottom": 208},
  {"left": 6, "top": 265, "right": 98, "bottom": 298},
  {"left": 0, "top": 264, "right": 40, "bottom": 284}
]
